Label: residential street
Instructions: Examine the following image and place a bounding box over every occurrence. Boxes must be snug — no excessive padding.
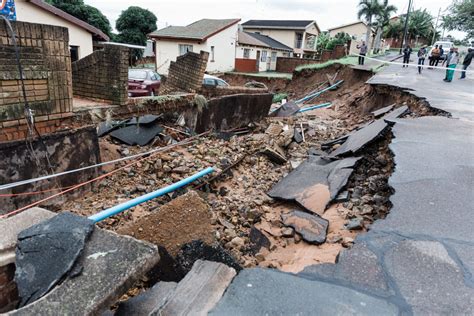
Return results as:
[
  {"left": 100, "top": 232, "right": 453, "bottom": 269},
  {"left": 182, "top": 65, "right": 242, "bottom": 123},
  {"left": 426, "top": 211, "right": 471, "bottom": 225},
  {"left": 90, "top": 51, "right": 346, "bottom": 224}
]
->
[{"left": 211, "top": 64, "right": 474, "bottom": 315}]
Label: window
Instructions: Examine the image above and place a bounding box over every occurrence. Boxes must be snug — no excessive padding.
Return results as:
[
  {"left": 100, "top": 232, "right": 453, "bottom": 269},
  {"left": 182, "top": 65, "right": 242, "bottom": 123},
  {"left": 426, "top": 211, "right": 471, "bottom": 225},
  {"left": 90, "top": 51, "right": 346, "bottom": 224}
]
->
[
  {"left": 216, "top": 79, "right": 228, "bottom": 86},
  {"left": 203, "top": 78, "right": 215, "bottom": 86},
  {"left": 261, "top": 50, "right": 267, "bottom": 62},
  {"left": 179, "top": 44, "right": 193, "bottom": 56},
  {"left": 295, "top": 33, "right": 303, "bottom": 48},
  {"left": 70, "top": 46, "right": 79, "bottom": 62},
  {"left": 210, "top": 46, "right": 215, "bottom": 62},
  {"left": 243, "top": 48, "right": 250, "bottom": 59},
  {"left": 128, "top": 69, "right": 148, "bottom": 80},
  {"left": 271, "top": 51, "right": 277, "bottom": 62}
]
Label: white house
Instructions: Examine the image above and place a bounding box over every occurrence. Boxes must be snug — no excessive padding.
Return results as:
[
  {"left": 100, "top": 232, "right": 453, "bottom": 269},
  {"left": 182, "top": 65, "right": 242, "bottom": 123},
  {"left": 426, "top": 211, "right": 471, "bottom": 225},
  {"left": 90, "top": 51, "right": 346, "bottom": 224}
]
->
[
  {"left": 149, "top": 19, "right": 241, "bottom": 75},
  {"left": 13, "top": 0, "right": 109, "bottom": 61},
  {"left": 236, "top": 31, "right": 292, "bottom": 72},
  {"left": 328, "top": 21, "right": 376, "bottom": 54},
  {"left": 241, "top": 20, "right": 321, "bottom": 58}
]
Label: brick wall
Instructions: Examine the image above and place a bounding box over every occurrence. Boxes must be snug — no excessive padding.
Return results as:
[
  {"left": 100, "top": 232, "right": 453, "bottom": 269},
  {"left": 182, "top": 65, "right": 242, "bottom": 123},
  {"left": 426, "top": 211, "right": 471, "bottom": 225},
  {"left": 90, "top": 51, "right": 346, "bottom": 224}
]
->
[
  {"left": 0, "top": 264, "right": 18, "bottom": 313},
  {"left": 200, "top": 85, "right": 268, "bottom": 98},
  {"left": 72, "top": 44, "right": 129, "bottom": 105},
  {"left": 235, "top": 58, "right": 257, "bottom": 72},
  {"left": 162, "top": 51, "right": 209, "bottom": 94},
  {"left": 276, "top": 57, "right": 321, "bottom": 73},
  {"left": 0, "top": 21, "right": 73, "bottom": 140}
]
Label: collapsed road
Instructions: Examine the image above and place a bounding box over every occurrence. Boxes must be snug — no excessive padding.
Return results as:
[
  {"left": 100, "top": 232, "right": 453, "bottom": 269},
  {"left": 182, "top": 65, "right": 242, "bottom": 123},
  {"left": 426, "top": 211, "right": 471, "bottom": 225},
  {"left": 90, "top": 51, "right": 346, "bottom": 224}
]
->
[{"left": 1, "top": 60, "right": 473, "bottom": 314}]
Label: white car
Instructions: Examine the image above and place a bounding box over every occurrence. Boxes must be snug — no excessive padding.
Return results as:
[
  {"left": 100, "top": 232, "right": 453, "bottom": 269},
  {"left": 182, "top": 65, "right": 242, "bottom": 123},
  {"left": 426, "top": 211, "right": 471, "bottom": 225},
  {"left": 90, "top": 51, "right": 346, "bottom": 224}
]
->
[
  {"left": 428, "top": 41, "right": 454, "bottom": 61},
  {"left": 202, "top": 74, "right": 229, "bottom": 87}
]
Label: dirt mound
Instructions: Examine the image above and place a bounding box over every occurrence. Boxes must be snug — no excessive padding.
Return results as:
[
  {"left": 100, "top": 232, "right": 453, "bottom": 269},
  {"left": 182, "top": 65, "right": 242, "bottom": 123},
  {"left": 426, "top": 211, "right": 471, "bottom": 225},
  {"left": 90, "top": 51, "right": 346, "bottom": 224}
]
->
[{"left": 117, "top": 190, "right": 215, "bottom": 256}]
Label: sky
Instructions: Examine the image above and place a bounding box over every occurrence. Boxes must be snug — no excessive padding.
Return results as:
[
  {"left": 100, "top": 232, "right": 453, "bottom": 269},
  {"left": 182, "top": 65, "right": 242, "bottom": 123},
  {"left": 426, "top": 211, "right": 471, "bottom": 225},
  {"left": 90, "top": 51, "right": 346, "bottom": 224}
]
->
[{"left": 84, "top": 0, "right": 465, "bottom": 39}]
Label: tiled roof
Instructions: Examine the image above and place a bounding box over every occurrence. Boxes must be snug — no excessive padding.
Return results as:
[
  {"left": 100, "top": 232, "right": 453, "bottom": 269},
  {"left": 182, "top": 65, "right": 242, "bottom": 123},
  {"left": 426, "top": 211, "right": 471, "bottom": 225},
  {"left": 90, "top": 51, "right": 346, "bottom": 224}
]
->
[
  {"left": 239, "top": 31, "right": 292, "bottom": 51},
  {"left": 149, "top": 19, "right": 240, "bottom": 41},
  {"left": 242, "top": 20, "right": 314, "bottom": 29}
]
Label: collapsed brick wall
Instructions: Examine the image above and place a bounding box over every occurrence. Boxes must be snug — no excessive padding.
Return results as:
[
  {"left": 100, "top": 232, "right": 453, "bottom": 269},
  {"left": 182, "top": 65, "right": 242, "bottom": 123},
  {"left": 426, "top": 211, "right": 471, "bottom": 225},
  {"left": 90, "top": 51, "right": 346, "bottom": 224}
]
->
[
  {"left": 0, "top": 264, "right": 18, "bottom": 313},
  {"left": 0, "top": 21, "right": 73, "bottom": 141},
  {"left": 162, "top": 51, "right": 209, "bottom": 93},
  {"left": 72, "top": 44, "right": 129, "bottom": 105},
  {"left": 200, "top": 85, "right": 268, "bottom": 98}
]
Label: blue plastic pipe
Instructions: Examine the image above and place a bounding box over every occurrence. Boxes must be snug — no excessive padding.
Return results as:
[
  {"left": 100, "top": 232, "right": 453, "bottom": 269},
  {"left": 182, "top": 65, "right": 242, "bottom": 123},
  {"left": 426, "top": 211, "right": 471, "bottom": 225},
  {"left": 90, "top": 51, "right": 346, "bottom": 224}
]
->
[
  {"left": 88, "top": 167, "right": 215, "bottom": 223},
  {"left": 298, "top": 102, "right": 332, "bottom": 113},
  {"left": 295, "top": 80, "right": 344, "bottom": 104}
]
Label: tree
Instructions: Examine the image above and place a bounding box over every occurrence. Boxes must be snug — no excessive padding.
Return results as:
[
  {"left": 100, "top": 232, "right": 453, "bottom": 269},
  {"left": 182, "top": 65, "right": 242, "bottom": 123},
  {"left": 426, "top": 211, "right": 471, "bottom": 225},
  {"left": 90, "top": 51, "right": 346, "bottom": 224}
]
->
[
  {"left": 373, "top": 0, "right": 397, "bottom": 53},
  {"left": 442, "top": 0, "right": 474, "bottom": 39},
  {"left": 116, "top": 6, "right": 157, "bottom": 46},
  {"left": 45, "top": 0, "right": 112, "bottom": 38},
  {"left": 384, "top": 8, "right": 435, "bottom": 46},
  {"left": 325, "top": 32, "right": 351, "bottom": 50},
  {"left": 357, "top": 0, "right": 381, "bottom": 52}
]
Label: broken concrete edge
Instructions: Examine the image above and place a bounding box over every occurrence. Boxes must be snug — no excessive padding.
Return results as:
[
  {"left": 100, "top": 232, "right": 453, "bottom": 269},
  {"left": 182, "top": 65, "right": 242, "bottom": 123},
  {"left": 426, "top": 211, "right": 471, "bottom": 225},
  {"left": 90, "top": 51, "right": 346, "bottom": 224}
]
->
[{"left": 0, "top": 208, "right": 56, "bottom": 266}]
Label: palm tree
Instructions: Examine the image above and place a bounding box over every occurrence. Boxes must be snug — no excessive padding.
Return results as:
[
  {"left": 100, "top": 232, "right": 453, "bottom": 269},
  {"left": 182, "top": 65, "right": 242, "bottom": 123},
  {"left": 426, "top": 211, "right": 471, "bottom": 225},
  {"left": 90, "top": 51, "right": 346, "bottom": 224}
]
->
[
  {"left": 357, "top": 0, "right": 381, "bottom": 52},
  {"left": 373, "top": 0, "right": 397, "bottom": 53},
  {"left": 407, "top": 8, "right": 434, "bottom": 42}
]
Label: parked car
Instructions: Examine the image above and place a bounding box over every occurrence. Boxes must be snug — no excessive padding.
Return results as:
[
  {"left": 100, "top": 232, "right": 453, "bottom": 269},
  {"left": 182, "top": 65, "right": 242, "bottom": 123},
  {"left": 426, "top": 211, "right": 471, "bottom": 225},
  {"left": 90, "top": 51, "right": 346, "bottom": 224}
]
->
[
  {"left": 428, "top": 41, "right": 454, "bottom": 61},
  {"left": 128, "top": 69, "right": 161, "bottom": 97},
  {"left": 202, "top": 74, "right": 229, "bottom": 87}
]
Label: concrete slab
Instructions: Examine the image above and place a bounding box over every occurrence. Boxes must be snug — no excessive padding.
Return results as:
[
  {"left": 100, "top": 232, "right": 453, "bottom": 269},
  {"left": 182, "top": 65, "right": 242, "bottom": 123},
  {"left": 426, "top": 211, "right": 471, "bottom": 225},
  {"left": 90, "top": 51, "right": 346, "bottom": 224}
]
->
[
  {"left": 10, "top": 228, "right": 159, "bottom": 315},
  {"left": 15, "top": 213, "right": 95, "bottom": 307},
  {"left": 268, "top": 156, "right": 360, "bottom": 215},
  {"left": 155, "top": 260, "right": 236, "bottom": 315},
  {"left": 210, "top": 268, "right": 399, "bottom": 315},
  {"left": 0, "top": 208, "right": 55, "bottom": 266}
]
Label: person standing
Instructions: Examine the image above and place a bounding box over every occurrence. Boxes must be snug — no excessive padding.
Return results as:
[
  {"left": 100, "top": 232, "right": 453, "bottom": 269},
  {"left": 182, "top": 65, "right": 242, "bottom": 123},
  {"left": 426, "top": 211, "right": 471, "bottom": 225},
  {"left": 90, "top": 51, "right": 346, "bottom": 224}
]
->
[
  {"left": 429, "top": 45, "right": 440, "bottom": 67},
  {"left": 444, "top": 49, "right": 459, "bottom": 82},
  {"left": 460, "top": 48, "right": 473, "bottom": 79},
  {"left": 357, "top": 41, "right": 367, "bottom": 65},
  {"left": 443, "top": 48, "right": 455, "bottom": 80},
  {"left": 417, "top": 46, "right": 427, "bottom": 74},
  {"left": 436, "top": 45, "right": 444, "bottom": 66},
  {"left": 402, "top": 45, "right": 412, "bottom": 67}
]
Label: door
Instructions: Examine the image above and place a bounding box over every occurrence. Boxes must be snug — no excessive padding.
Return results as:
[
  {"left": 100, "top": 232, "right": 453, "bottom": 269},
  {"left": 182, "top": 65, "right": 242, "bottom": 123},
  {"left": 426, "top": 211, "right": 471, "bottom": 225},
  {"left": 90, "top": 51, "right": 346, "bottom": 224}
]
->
[
  {"left": 270, "top": 52, "right": 277, "bottom": 71},
  {"left": 256, "top": 51, "right": 260, "bottom": 72}
]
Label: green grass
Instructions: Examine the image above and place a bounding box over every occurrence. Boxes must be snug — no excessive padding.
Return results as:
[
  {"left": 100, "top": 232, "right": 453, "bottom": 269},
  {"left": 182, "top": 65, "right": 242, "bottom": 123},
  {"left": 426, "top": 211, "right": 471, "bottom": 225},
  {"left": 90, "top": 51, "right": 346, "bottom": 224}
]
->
[
  {"left": 294, "top": 56, "right": 359, "bottom": 72},
  {"left": 225, "top": 71, "right": 293, "bottom": 80}
]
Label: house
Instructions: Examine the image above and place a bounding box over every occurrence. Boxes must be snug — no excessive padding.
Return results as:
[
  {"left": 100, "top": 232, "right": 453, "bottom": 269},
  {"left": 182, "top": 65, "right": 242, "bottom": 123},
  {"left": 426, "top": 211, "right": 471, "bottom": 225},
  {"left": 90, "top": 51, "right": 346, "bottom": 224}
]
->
[
  {"left": 328, "top": 21, "right": 375, "bottom": 54},
  {"left": 149, "top": 18, "right": 241, "bottom": 75},
  {"left": 12, "top": 0, "right": 109, "bottom": 60},
  {"left": 241, "top": 20, "right": 321, "bottom": 58},
  {"left": 235, "top": 31, "right": 292, "bottom": 72}
]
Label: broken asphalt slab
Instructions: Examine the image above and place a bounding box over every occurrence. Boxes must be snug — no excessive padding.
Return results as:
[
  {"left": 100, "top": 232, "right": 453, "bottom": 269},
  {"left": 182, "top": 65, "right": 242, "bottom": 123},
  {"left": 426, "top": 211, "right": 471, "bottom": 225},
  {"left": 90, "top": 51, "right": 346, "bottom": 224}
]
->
[
  {"left": 270, "top": 101, "right": 300, "bottom": 117},
  {"left": 110, "top": 124, "right": 164, "bottom": 146},
  {"left": 10, "top": 212, "right": 160, "bottom": 315},
  {"left": 268, "top": 156, "right": 360, "bottom": 215},
  {"left": 15, "top": 212, "right": 95, "bottom": 307},
  {"left": 372, "top": 104, "right": 395, "bottom": 118},
  {"left": 210, "top": 268, "right": 400, "bottom": 315},
  {"left": 281, "top": 210, "right": 328, "bottom": 244},
  {"left": 330, "top": 105, "right": 408, "bottom": 157}
]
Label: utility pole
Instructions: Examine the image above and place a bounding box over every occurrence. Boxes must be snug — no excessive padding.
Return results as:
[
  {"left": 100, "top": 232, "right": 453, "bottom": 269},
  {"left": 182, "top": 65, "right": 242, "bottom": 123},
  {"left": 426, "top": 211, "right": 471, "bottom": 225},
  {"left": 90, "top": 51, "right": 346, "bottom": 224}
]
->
[
  {"left": 400, "top": 0, "right": 413, "bottom": 53},
  {"left": 431, "top": 7, "right": 441, "bottom": 45}
]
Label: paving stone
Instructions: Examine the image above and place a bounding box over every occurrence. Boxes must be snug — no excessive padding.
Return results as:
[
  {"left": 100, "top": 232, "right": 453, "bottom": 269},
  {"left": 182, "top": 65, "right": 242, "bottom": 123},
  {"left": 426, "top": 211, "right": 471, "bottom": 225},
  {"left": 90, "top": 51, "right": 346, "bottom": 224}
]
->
[
  {"left": 115, "top": 281, "right": 177, "bottom": 316},
  {"left": 0, "top": 207, "right": 55, "bottom": 266},
  {"left": 154, "top": 260, "right": 236, "bottom": 315},
  {"left": 330, "top": 105, "right": 408, "bottom": 157},
  {"left": 10, "top": 228, "right": 159, "bottom": 315},
  {"left": 210, "top": 268, "right": 399, "bottom": 315},
  {"left": 268, "top": 156, "right": 360, "bottom": 215},
  {"left": 15, "top": 212, "right": 95, "bottom": 307},
  {"left": 384, "top": 239, "right": 474, "bottom": 315},
  {"left": 281, "top": 210, "right": 328, "bottom": 244}
]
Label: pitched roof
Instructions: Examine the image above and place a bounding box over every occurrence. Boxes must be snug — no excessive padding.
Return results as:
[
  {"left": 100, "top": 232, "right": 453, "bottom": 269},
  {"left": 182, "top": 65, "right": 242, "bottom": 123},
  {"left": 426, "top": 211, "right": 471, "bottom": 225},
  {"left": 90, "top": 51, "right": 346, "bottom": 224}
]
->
[
  {"left": 242, "top": 20, "right": 314, "bottom": 29},
  {"left": 149, "top": 19, "right": 241, "bottom": 41},
  {"left": 238, "top": 31, "right": 292, "bottom": 51},
  {"left": 27, "top": 0, "right": 109, "bottom": 41}
]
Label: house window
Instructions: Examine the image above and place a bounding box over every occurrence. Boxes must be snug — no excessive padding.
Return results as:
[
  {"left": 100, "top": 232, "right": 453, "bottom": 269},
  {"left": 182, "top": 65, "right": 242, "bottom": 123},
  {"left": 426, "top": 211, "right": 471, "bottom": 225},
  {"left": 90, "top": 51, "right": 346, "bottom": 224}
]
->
[
  {"left": 295, "top": 33, "right": 304, "bottom": 48},
  {"left": 243, "top": 48, "right": 250, "bottom": 59},
  {"left": 210, "top": 46, "right": 215, "bottom": 62},
  {"left": 261, "top": 50, "right": 267, "bottom": 62},
  {"left": 70, "top": 46, "right": 79, "bottom": 62},
  {"left": 271, "top": 51, "right": 277, "bottom": 62},
  {"left": 179, "top": 44, "right": 193, "bottom": 56}
]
